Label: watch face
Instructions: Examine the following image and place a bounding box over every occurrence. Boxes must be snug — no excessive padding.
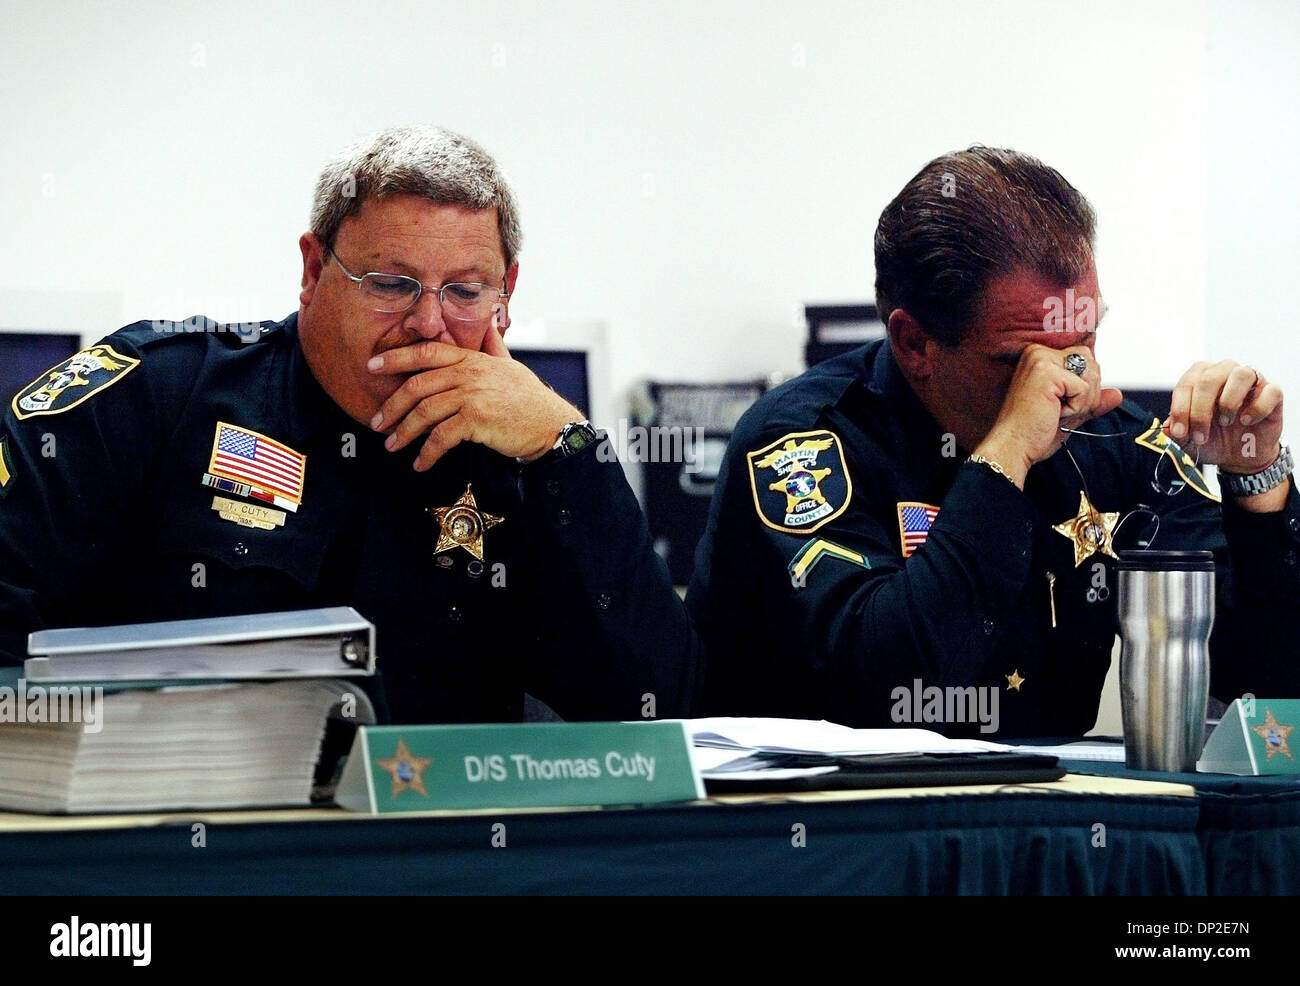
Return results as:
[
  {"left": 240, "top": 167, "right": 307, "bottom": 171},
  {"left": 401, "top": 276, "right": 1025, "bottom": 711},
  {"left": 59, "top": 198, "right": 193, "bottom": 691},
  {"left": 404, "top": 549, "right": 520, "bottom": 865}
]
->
[{"left": 563, "top": 424, "right": 595, "bottom": 454}]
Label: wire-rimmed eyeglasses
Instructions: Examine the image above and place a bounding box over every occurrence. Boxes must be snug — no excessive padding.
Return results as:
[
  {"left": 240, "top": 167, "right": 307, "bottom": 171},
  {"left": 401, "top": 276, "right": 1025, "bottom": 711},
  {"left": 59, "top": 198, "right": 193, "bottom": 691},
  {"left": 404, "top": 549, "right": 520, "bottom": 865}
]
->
[{"left": 328, "top": 247, "right": 508, "bottom": 321}]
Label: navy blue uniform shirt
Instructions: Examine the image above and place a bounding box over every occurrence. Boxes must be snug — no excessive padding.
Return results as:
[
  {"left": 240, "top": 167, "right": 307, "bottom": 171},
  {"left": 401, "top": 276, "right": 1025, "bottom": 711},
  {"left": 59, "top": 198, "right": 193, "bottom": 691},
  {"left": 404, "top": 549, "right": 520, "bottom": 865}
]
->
[
  {"left": 0, "top": 315, "right": 702, "bottom": 724},
  {"left": 687, "top": 339, "right": 1300, "bottom": 737}
]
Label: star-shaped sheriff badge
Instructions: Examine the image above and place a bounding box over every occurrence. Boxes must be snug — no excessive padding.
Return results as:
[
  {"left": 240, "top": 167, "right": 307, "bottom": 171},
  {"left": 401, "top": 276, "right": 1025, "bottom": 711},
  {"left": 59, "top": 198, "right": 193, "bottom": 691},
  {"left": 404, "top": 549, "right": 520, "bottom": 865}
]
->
[
  {"left": 1053, "top": 492, "right": 1120, "bottom": 566},
  {"left": 428, "top": 484, "right": 503, "bottom": 562},
  {"left": 376, "top": 738, "right": 434, "bottom": 797},
  {"left": 1252, "top": 708, "right": 1295, "bottom": 760}
]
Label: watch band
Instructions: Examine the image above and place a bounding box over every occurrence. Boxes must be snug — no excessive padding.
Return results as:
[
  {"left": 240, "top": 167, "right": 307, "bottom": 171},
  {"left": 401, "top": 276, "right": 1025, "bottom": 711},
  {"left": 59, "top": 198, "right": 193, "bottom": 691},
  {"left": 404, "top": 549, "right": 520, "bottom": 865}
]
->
[{"left": 1220, "top": 443, "right": 1294, "bottom": 497}]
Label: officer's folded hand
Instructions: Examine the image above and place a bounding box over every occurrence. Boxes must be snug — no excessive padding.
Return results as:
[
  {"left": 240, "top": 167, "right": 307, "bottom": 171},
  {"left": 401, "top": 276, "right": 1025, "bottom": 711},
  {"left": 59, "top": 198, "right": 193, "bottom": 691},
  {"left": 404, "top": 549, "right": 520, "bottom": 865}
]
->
[
  {"left": 977, "top": 341, "right": 1123, "bottom": 484},
  {"left": 365, "top": 324, "right": 583, "bottom": 471},
  {"left": 1165, "top": 360, "right": 1283, "bottom": 474}
]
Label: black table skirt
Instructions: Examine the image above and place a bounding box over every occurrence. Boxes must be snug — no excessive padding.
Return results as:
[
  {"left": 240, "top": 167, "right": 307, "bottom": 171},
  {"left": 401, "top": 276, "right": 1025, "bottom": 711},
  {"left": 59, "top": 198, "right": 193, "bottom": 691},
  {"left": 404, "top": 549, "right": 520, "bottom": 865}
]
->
[
  {"left": 1062, "top": 758, "right": 1300, "bottom": 895},
  {"left": 0, "top": 790, "right": 1203, "bottom": 895}
]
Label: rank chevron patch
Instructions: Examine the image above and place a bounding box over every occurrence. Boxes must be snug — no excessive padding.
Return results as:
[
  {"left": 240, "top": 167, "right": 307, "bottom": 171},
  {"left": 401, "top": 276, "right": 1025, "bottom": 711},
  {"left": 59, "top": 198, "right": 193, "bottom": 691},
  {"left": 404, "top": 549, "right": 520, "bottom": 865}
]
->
[{"left": 788, "top": 538, "right": 869, "bottom": 586}]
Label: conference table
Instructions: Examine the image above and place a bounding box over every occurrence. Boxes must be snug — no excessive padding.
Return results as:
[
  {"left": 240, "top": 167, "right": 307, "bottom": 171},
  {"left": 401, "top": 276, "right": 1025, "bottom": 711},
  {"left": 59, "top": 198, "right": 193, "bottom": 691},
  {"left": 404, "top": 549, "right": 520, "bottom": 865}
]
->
[{"left": 0, "top": 753, "right": 1295, "bottom": 896}]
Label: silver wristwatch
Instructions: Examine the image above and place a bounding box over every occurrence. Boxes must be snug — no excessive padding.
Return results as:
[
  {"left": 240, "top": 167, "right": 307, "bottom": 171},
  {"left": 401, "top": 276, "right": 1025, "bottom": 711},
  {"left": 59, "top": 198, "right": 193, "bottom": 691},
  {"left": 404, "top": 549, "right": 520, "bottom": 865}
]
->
[{"left": 1220, "top": 443, "right": 1294, "bottom": 497}]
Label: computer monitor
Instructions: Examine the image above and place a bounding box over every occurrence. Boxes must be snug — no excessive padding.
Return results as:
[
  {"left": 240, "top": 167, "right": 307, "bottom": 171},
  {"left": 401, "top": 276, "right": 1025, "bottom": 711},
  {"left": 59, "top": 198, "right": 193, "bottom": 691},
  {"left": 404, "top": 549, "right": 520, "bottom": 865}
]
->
[
  {"left": 510, "top": 348, "right": 591, "bottom": 421},
  {"left": 0, "top": 332, "right": 82, "bottom": 405},
  {"left": 1121, "top": 388, "right": 1174, "bottom": 423},
  {"left": 803, "top": 303, "right": 883, "bottom": 367}
]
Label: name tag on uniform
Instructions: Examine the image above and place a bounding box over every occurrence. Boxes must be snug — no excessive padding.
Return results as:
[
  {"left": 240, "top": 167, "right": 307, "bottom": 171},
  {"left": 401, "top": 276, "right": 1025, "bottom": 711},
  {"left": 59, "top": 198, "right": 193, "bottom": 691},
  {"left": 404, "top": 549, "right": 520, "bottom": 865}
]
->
[{"left": 210, "top": 494, "right": 287, "bottom": 530}]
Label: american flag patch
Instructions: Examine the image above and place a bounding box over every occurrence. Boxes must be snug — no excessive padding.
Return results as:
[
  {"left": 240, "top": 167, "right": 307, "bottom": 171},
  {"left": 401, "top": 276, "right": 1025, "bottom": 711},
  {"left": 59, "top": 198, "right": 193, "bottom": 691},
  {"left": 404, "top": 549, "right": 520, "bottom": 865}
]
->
[
  {"left": 207, "top": 421, "right": 306, "bottom": 509},
  {"left": 897, "top": 501, "right": 940, "bottom": 558}
]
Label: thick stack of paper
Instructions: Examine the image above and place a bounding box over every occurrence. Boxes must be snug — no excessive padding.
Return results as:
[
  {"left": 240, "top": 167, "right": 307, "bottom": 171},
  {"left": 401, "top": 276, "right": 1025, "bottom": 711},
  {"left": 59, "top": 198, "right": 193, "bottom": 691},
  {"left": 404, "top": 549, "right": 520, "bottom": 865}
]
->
[{"left": 0, "top": 679, "right": 360, "bottom": 813}]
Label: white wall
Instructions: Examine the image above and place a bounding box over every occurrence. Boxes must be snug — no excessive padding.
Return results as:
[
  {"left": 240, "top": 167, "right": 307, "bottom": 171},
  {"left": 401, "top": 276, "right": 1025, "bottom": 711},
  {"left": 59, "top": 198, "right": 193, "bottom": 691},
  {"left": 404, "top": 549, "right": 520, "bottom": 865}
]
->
[
  {"left": 1, "top": 0, "right": 1296, "bottom": 414},
  {"left": 1207, "top": 0, "right": 1300, "bottom": 404}
]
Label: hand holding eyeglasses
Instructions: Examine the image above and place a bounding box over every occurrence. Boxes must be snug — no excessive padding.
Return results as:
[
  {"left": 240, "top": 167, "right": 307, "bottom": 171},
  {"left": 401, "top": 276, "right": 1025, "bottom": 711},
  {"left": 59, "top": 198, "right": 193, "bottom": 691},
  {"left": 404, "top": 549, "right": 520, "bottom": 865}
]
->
[{"left": 1164, "top": 360, "right": 1283, "bottom": 476}]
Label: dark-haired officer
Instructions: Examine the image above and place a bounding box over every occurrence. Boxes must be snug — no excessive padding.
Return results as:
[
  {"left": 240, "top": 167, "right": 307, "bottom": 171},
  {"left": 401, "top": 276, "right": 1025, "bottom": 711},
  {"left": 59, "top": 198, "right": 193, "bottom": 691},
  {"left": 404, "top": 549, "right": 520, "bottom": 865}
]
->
[
  {"left": 688, "top": 146, "right": 1300, "bottom": 737},
  {"left": 0, "top": 125, "right": 702, "bottom": 724}
]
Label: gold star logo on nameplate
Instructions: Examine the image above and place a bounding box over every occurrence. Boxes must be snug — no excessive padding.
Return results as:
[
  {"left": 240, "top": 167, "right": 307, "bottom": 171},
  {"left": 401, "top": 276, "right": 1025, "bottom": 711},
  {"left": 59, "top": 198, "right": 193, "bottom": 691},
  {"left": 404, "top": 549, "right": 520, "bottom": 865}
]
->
[
  {"left": 428, "top": 484, "right": 502, "bottom": 561},
  {"left": 1006, "top": 669, "right": 1026, "bottom": 691},
  {"left": 1053, "top": 492, "right": 1120, "bottom": 566},
  {"left": 1252, "top": 708, "right": 1294, "bottom": 760},
  {"left": 375, "top": 737, "right": 434, "bottom": 797}
]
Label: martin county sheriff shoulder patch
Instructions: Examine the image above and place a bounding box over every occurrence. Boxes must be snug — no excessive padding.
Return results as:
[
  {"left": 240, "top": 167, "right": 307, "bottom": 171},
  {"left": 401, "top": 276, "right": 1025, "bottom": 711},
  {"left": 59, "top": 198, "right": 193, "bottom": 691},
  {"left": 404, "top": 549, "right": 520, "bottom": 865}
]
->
[
  {"left": 11, "top": 345, "right": 140, "bottom": 420},
  {"left": 1134, "top": 418, "right": 1221, "bottom": 503},
  {"left": 747, "top": 429, "right": 853, "bottom": 534}
]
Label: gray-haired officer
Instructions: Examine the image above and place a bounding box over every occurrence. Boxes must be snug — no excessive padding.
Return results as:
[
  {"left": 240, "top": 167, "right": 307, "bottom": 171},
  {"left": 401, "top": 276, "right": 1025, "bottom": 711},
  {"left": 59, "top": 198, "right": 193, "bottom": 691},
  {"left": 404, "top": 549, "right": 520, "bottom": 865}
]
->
[
  {"left": 688, "top": 146, "right": 1299, "bottom": 736},
  {"left": 0, "top": 125, "right": 701, "bottom": 724}
]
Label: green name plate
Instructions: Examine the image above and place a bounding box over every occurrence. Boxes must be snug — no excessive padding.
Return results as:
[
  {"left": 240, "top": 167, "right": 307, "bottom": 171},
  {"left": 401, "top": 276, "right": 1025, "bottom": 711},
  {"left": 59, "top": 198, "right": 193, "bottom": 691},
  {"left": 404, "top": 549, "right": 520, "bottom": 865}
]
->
[
  {"left": 1198, "top": 698, "right": 1300, "bottom": 775},
  {"left": 335, "top": 721, "right": 704, "bottom": 812}
]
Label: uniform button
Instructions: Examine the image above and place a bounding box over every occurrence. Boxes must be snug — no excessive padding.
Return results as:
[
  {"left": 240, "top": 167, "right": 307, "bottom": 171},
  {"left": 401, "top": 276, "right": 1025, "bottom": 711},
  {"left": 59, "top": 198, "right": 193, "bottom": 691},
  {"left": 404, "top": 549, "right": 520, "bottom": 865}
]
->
[
  {"left": 435, "top": 555, "right": 454, "bottom": 569},
  {"left": 558, "top": 509, "right": 572, "bottom": 526},
  {"left": 448, "top": 605, "right": 463, "bottom": 622},
  {"left": 1286, "top": 551, "right": 1298, "bottom": 568},
  {"left": 982, "top": 620, "right": 995, "bottom": 636},
  {"left": 1019, "top": 549, "right": 1028, "bottom": 559},
  {"left": 232, "top": 542, "right": 248, "bottom": 558},
  {"left": 1288, "top": 516, "right": 1300, "bottom": 535},
  {"left": 467, "top": 560, "right": 485, "bottom": 579},
  {"left": 1024, "top": 521, "right": 1034, "bottom": 534},
  {"left": 546, "top": 479, "right": 560, "bottom": 496},
  {"left": 597, "top": 593, "right": 611, "bottom": 611}
]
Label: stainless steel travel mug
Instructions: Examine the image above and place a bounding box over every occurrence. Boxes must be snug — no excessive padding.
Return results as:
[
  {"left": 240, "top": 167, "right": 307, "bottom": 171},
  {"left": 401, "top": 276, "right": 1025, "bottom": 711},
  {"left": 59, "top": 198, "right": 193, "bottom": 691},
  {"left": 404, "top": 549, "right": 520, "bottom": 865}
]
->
[{"left": 1116, "top": 550, "right": 1215, "bottom": 772}]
